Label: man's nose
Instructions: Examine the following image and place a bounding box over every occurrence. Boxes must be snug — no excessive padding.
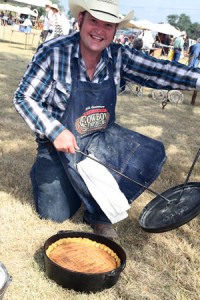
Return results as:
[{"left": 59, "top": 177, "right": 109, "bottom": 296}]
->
[{"left": 94, "top": 23, "right": 105, "bottom": 32}]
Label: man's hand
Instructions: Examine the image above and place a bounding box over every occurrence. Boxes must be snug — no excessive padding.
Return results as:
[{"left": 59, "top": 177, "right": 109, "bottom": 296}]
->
[{"left": 53, "top": 129, "right": 79, "bottom": 154}]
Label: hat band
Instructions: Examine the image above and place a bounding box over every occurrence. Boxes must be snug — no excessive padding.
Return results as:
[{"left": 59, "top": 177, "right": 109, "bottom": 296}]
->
[{"left": 90, "top": 9, "right": 118, "bottom": 19}]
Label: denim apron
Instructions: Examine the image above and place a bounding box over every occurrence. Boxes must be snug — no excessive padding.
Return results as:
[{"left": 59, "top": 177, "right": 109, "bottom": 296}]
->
[{"left": 58, "top": 58, "right": 166, "bottom": 224}]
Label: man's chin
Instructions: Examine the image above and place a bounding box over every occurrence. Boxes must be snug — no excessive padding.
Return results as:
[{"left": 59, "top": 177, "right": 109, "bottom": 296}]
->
[{"left": 89, "top": 42, "right": 108, "bottom": 52}]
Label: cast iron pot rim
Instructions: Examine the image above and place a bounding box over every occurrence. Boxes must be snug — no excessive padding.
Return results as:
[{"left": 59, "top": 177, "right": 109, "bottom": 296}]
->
[{"left": 43, "top": 230, "right": 126, "bottom": 276}]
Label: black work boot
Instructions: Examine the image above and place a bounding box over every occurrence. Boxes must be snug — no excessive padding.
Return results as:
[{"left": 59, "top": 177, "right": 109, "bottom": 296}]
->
[{"left": 92, "top": 223, "right": 118, "bottom": 239}]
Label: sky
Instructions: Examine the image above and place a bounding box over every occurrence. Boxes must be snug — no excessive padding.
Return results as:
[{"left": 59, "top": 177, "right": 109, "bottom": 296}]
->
[{"left": 60, "top": 0, "right": 200, "bottom": 24}]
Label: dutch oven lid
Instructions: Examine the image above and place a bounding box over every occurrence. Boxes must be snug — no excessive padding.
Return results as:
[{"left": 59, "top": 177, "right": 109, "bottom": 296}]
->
[
  {"left": 0, "top": 262, "right": 12, "bottom": 298},
  {"left": 138, "top": 182, "right": 200, "bottom": 233}
]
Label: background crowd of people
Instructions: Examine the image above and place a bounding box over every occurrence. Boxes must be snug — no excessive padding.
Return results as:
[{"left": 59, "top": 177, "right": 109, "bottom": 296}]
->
[
  {"left": 39, "top": 0, "right": 80, "bottom": 42},
  {"left": 1, "top": 1, "right": 200, "bottom": 68},
  {"left": 114, "top": 28, "right": 200, "bottom": 67},
  {"left": 40, "top": 1, "right": 72, "bottom": 42}
]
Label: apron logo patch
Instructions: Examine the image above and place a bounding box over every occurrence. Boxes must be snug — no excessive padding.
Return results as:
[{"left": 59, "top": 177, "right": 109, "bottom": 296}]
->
[{"left": 75, "top": 107, "right": 110, "bottom": 135}]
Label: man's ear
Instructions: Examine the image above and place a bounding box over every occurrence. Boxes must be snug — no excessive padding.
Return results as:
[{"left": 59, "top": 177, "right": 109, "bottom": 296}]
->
[
  {"left": 113, "top": 24, "right": 118, "bottom": 39},
  {"left": 78, "top": 12, "right": 84, "bottom": 28}
]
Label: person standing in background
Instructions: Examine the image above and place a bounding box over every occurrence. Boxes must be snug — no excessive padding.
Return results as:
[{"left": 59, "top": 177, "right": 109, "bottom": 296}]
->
[
  {"left": 172, "top": 32, "right": 186, "bottom": 63},
  {"left": 60, "top": 12, "right": 70, "bottom": 35},
  {"left": 40, "top": 0, "right": 53, "bottom": 42},
  {"left": 72, "top": 20, "right": 79, "bottom": 32},
  {"left": 2, "top": 11, "right": 8, "bottom": 26},
  {"left": 184, "top": 35, "right": 190, "bottom": 52},
  {"left": 133, "top": 38, "right": 143, "bottom": 51},
  {"left": 128, "top": 35, "right": 135, "bottom": 48},
  {"left": 188, "top": 38, "right": 200, "bottom": 68},
  {"left": 0, "top": 11, "right": 4, "bottom": 25},
  {"left": 46, "top": 3, "right": 63, "bottom": 41}
]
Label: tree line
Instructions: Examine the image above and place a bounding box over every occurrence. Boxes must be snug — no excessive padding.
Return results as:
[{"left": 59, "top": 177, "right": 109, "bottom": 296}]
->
[{"left": 167, "top": 13, "right": 200, "bottom": 40}]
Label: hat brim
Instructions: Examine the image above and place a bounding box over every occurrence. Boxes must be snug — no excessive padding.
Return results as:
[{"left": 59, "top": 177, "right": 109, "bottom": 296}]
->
[
  {"left": 50, "top": 4, "right": 59, "bottom": 11},
  {"left": 69, "top": 0, "right": 133, "bottom": 28}
]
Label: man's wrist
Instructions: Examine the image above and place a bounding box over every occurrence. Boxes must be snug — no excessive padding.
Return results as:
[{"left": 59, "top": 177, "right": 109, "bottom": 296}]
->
[{"left": 46, "top": 124, "right": 66, "bottom": 142}]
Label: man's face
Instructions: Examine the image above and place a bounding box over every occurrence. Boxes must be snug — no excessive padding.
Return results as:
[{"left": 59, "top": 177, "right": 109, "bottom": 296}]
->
[{"left": 78, "top": 12, "right": 117, "bottom": 55}]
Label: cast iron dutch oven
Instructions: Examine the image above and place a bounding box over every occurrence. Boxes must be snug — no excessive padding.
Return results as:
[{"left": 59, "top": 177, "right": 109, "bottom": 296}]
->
[{"left": 44, "top": 230, "right": 126, "bottom": 293}]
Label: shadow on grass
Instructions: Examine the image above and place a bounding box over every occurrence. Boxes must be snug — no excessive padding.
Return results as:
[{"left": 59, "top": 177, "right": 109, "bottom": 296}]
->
[
  {"left": 34, "top": 246, "right": 46, "bottom": 273},
  {"left": 0, "top": 39, "right": 10, "bottom": 43}
]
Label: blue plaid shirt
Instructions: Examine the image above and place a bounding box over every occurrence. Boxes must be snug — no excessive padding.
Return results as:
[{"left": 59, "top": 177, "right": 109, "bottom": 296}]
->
[{"left": 13, "top": 32, "right": 200, "bottom": 142}]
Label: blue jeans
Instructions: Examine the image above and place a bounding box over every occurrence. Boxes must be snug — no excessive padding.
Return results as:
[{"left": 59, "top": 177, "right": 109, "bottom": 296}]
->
[
  {"left": 188, "top": 54, "right": 199, "bottom": 67},
  {"left": 30, "top": 142, "right": 82, "bottom": 222},
  {"left": 172, "top": 49, "right": 181, "bottom": 62}
]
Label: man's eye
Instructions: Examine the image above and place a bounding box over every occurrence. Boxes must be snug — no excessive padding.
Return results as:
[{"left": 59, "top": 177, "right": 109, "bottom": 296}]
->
[{"left": 106, "top": 24, "right": 114, "bottom": 28}]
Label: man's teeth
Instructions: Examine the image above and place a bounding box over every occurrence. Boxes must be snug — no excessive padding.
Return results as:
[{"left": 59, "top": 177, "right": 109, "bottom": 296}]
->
[{"left": 91, "top": 35, "right": 103, "bottom": 41}]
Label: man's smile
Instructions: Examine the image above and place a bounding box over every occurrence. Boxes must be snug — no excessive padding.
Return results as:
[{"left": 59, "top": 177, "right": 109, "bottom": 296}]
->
[{"left": 90, "top": 34, "right": 104, "bottom": 41}]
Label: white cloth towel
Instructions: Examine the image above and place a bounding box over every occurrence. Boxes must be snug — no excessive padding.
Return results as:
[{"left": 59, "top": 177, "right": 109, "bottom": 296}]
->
[{"left": 77, "top": 155, "right": 130, "bottom": 224}]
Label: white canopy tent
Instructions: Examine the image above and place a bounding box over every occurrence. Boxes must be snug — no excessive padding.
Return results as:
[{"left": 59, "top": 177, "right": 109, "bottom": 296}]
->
[
  {"left": 13, "top": 0, "right": 47, "bottom": 7},
  {"left": 128, "top": 20, "right": 157, "bottom": 31},
  {"left": 152, "top": 23, "right": 181, "bottom": 37},
  {"left": 127, "top": 19, "right": 182, "bottom": 56},
  {"left": 128, "top": 20, "right": 181, "bottom": 37},
  {"left": 0, "top": 3, "right": 37, "bottom": 16},
  {"left": 0, "top": 3, "right": 19, "bottom": 13},
  {"left": 19, "top": 6, "right": 38, "bottom": 17}
]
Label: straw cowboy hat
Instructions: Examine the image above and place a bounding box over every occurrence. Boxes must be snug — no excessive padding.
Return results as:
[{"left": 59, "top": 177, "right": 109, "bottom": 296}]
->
[
  {"left": 50, "top": 3, "right": 59, "bottom": 11},
  {"left": 45, "top": 0, "right": 52, "bottom": 6},
  {"left": 180, "top": 31, "right": 186, "bottom": 36},
  {"left": 69, "top": 0, "right": 134, "bottom": 28}
]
